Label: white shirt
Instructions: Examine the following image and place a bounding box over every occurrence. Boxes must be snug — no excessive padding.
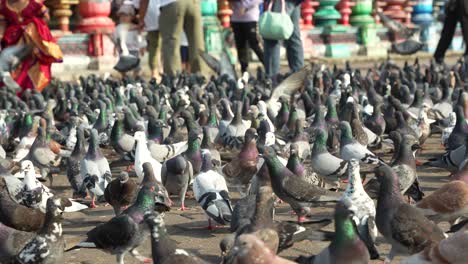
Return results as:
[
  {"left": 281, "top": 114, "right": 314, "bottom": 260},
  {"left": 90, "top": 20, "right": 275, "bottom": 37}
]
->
[
  {"left": 159, "top": 0, "right": 176, "bottom": 8},
  {"left": 133, "top": 0, "right": 160, "bottom": 31}
]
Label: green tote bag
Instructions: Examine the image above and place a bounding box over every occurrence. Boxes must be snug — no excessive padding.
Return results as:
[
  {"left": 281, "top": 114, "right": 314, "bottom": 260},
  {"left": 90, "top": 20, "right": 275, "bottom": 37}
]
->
[{"left": 259, "top": 0, "right": 294, "bottom": 40}]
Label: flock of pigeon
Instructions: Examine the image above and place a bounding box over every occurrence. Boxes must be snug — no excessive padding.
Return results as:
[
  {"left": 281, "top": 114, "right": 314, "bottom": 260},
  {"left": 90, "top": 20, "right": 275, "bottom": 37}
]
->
[{"left": 0, "top": 45, "right": 467, "bottom": 264}]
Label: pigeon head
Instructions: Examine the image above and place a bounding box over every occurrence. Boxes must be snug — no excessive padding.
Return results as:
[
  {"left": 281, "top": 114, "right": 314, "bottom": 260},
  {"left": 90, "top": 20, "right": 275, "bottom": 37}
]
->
[
  {"left": 248, "top": 105, "right": 259, "bottom": 119},
  {"left": 118, "top": 171, "right": 129, "bottom": 183},
  {"left": 83, "top": 175, "right": 104, "bottom": 196},
  {"left": 264, "top": 132, "right": 275, "bottom": 146},
  {"left": 289, "top": 143, "right": 299, "bottom": 156},
  {"left": 374, "top": 165, "right": 399, "bottom": 185},
  {"left": 144, "top": 211, "right": 164, "bottom": 231},
  {"left": 48, "top": 197, "right": 72, "bottom": 218},
  {"left": 142, "top": 162, "right": 156, "bottom": 187},
  {"left": 188, "top": 130, "right": 203, "bottom": 142},
  {"left": 244, "top": 128, "right": 258, "bottom": 143},
  {"left": 200, "top": 149, "right": 213, "bottom": 172},
  {"left": 20, "top": 160, "right": 34, "bottom": 173},
  {"left": 234, "top": 234, "right": 276, "bottom": 263}
]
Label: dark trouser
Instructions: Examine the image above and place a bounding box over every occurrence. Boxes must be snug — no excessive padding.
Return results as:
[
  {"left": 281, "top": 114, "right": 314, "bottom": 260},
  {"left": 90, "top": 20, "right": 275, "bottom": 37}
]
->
[
  {"left": 231, "top": 22, "right": 264, "bottom": 73},
  {"left": 434, "top": 0, "right": 468, "bottom": 62},
  {"left": 263, "top": 0, "right": 304, "bottom": 77}
]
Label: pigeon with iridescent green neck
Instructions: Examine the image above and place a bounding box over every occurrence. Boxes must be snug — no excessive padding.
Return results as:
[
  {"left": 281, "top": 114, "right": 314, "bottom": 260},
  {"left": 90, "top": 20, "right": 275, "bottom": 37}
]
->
[
  {"left": 67, "top": 185, "right": 156, "bottom": 264},
  {"left": 296, "top": 200, "right": 370, "bottom": 264},
  {"left": 263, "top": 146, "right": 340, "bottom": 223},
  {"left": 339, "top": 121, "right": 382, "bottom": 164}
]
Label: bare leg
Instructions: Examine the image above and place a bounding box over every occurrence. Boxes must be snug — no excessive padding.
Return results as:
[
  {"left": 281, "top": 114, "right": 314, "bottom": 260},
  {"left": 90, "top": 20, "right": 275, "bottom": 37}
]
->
[{"left": 90, "top": 193, "right": 97, "bottom": 208}]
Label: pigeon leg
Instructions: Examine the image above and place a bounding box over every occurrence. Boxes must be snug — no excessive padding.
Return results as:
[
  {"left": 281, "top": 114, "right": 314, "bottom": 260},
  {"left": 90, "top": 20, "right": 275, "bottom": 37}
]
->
[
  {"left": 178, "top": 185, "right": 189, "bottom": 211},
  {"left": 207, "top": 218, "right": 216, "bottom": 230},
  {"left": 90, "top": 194, "right": 97, "bottom": 208},
  {"left": 384, "top": 247, "right": 396, "bottom": 264},
  {"left": 415, "top": 159, "right": 423, "bottom": 166},
  {"left": 130, "top": 249, "right": 152, "bottom": 263},
  {"left": 298, "top": 215, "right": 306, "bottom": 223},
  {"left": 116, "top": 254, "right": 124, "bottom": 264}
]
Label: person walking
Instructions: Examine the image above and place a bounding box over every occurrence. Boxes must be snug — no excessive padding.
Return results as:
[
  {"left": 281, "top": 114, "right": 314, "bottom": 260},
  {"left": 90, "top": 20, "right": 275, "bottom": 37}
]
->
[
  {"left": 135, "top": 0, "right": 161, "bottom": 80},
  {"left": 434, "top": 0, "right": 468, "bottom": 63},
  {"left": 262, "top": 0, "right": 303, "bottom": 78},
  {"left": 139, "top": 0, "right": 207, "bottom": 77},
  {"left": 230, "top": 0, "right": 264, "bottom": 74}
]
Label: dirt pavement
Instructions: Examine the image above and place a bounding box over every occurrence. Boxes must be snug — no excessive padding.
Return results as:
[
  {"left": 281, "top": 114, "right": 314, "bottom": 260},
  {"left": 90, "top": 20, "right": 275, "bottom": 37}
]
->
[{"left": 51, "top": 133, "right": 452, "bottom": 264}]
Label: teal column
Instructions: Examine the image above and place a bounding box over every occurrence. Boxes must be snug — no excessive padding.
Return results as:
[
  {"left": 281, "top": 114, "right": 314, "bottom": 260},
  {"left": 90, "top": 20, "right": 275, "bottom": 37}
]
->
[{"left": 201, "top": 0, "right": 223, "bottom": 55}]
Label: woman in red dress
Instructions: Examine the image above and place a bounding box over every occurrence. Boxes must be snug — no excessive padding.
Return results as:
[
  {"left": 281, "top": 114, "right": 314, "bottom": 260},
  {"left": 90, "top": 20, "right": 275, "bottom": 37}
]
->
[{"left": 0, "top": 0, "right": 62, "bottom": 93}]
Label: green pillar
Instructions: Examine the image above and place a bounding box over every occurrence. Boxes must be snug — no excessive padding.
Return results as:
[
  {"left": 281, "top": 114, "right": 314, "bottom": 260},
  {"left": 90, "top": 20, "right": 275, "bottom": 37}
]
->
[{"left": 201, "top": 0, "right": 223, "bottom": 55}]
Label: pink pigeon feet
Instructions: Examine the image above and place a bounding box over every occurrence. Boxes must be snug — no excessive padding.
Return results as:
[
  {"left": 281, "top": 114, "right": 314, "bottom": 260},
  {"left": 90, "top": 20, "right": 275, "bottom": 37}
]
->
[
  {"left": 90, "top": 201, "right": 97, "bottom": 208},
  {"left": 178, "top": 204, "right": 189, "bottom": 211},
  {"left": 415, "top": 159, "right": 423, "bottom": 166},
  {"left": 126, "top": 165, "right": 135, "bottom": 172},
  {"left": 143, "top": 258, "right": 152, "bottom": 263},
  {"left": 206, "top": 219, "right": 218, "bottom": 230}
]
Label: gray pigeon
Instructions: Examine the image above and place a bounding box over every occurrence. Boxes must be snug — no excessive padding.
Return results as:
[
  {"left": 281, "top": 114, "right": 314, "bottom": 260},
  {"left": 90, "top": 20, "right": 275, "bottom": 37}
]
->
[{"left": 374, "top": 165, "right": 446, "bottom": 264}]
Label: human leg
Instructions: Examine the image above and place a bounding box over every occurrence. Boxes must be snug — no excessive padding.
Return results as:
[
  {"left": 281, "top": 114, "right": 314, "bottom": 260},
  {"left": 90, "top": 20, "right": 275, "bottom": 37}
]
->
[
  {"left": 159, "top": 1, "right": 184, "bottom": 76},
  {"left": 232, "top": 22, "right": 250, "bottom": 73},
  {"left": 433, "top": 9, "right": 459, "bottom": 62},
  {"left": 147, "top": 30, "right": 161, "bottom": 79},
  {"left": 284, "top": 1, "right": 304, "bottom": 73},
  {"left": 184, "top": 0, "right": 208, "bottom": 75},
  {"left": 245, "top": 21, "right": 264, "bottom": 69}
]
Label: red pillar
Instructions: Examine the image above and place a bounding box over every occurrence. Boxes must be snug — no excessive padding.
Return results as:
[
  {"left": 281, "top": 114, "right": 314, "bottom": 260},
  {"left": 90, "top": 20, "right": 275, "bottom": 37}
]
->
[
  {"left": 383, "top": 0, "right": 407, "bottom": 23},
  {"left": 336, "top": 0, "right": 354, "bottom": 25},
  {"left": 218, "top": 0, "right": 233, "bottom": 28},
  {"left": 301, "top": 0, "right": 319, "bottom": 27}
]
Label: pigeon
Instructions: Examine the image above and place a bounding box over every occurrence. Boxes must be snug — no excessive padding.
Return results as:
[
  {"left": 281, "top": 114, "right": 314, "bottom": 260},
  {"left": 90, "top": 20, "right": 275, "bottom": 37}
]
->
[
  {"left": 0, "top": 45, "right": 33, "bottom": 91},
  {"left": 193, "top": 150, "right": 232, "bottom": 229},
  {"left": 134, "top": 131, "right": 162, "bottom": 182},
  {"left": 144, "top": 212, "right": 206, "bottom": 264},
  {"left": 222, "top": 101, "right": 251, "bottom": 149},
  {"left": 286, "top": 143, "right": 321, "bottom": 187},
  {"left": 13, "top": 115, "right": 39, "bottom": 162},
  {"left": 222, "top": 128, "right": 259, "bottom": 196},
  {"left": 161, "top": 149, "right": 193, "bottom": 211},
  {"left": 296, "top": 200, "right": 370, "bottom": 264},
  {"left": 80, "top": 129, "right": 112, "bottom": 208},
  {"left": 110, "top": 113, "right": 136, "bottom": 160},
  {"left": 22, "top": 126, "right": 58, "bottom": 184},
  {"left": 0, "top": 221, "right": 34, "bottom": 258},
  {"left": 200, "top": 125, "right": 221, "bottom": 168},
  {"left": 310, "top": 128, "right": 348, "bottom": 185},
  {"left": 339, "top": 121, "right": 382, "bottom": 164},
  {"left": 225, "top": 234, "right": 296, "bottom": 264},
  {"left": 67, "top": 185, "right": 156, "bottom": 264},
  {"left": 66, "top": 126, "right": 87, "bottom": 198},
  {"left": 401, "top": 227, "right": 468, "bottom": 264},
  {"left": 424, "top": 144, "right": 466, "bottom": 173},
  {"left": 416, "top": 180, "right": 468, "bottom": 225},
  {"left": 148, "top": 140, "right": 188, "bottom": 163},
  {"left": 19, "top": 160, "right": 88, "bottom": 213},
  {"left": 262, "top": 146, "right": 340, "bottom": 223},
  {"left": 1, "top": 197, "right": 71, "bottom": 264},
  {"left": 104, "top": 171, "right": 138, "bottom": 216},
  {"left": 340, "top": 159, "right": 379, "bottom": 259},
  {"left": 392, "top": 135, "right": 423, "bottom": 200},
  {"left": 374, "top": 165, "right": 446, "bottom": 264},
  {"left": 446, "top": 106, "right": 467, "bottom": 151}
]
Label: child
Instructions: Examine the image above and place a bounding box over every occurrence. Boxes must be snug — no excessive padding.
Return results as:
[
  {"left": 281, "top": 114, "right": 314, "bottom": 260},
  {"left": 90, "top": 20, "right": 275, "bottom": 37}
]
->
[
  {"left": 114, "top": 3, "right": 147, "bottom": 77},
  {"left": 230, "top": 0, "right": 264, "bottom": 73}
]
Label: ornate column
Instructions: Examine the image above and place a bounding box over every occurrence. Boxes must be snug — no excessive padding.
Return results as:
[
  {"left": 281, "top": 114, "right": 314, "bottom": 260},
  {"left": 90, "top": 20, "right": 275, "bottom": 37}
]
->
[
  {"left": 336, "top": 0, "right": 354, "bottom": 25},
  {"left": 314, "top": 0, "right": 341, "bottom": 26},
  {"left": 45, "top": 0, "right": 79, "bottom": 32},
  {"left": 301, "top": 0, "right": 319, "bottom": 27},
  {"left": 404, "top": 0, "right": 414, "bottom": 25},
  {"left": 217, "top": 0, "right": 232, "bottom": 28},
  {"left": 350, "top": 0, "right": 374, "bottom": 27},
  {"left": 202, "top": 0, "right": 224, "bottom": 54},
  {"left": 77, "top": 0, "right": 115, "bottom": 66},
  {"left": 383, "top": 0, "right": 407, "bottom": 23}
]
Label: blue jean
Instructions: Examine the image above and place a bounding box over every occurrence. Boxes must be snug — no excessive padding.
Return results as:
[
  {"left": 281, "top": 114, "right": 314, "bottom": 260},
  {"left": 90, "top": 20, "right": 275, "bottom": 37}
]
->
[{"left": 263, "top": 0, "right": 304, "bottom": 77}]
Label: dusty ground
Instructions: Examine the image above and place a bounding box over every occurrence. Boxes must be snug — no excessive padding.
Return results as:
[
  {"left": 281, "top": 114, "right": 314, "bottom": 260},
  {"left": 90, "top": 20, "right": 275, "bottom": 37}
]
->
[{"left": 50, "top": 134, "right": 452, "bottom": 264}]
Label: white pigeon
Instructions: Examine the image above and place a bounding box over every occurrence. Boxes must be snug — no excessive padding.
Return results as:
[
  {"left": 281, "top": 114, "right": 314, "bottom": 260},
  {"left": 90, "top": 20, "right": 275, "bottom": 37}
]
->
[
  {"left": 257, "top": 101, "right": 275, "bottom": 133},
  {"left": 148, "top": 140, "right": 188, "bottom": 163},
  {"left": 20, "top": 160, "right": 87, "bottom": 212},
  {"left": 441, "top": 112, "right": 456, "bottom": 146},
  {"left": 341, "top": 159, "right": 379, "bottom": 259},
  {"left": 193, "top": 150, "right": 232, "bottom": 229},
  {"left": 134, "top": 131, "right": 162, "bottom": 182}
]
